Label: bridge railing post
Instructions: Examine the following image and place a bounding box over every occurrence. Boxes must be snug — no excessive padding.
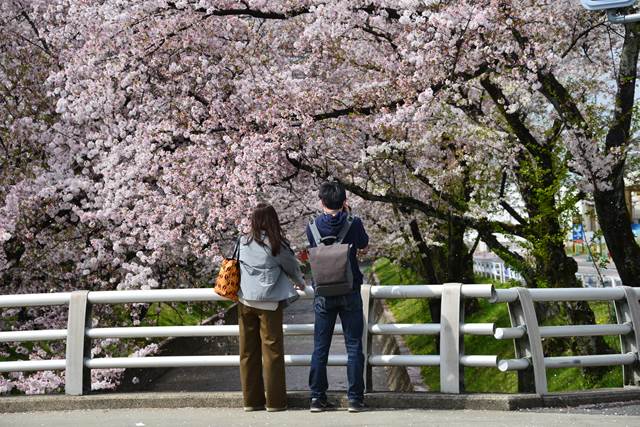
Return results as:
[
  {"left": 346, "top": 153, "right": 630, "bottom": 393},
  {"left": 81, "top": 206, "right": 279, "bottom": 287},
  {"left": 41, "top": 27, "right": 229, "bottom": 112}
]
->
[
  {"left": 65, "top": 290, "right": 92, "bottom": 395},
  {"left": 508, "top": 288, "right": 547, "bottom": 395},
  {"left": 440, "top": 283, "right": 463, "bottom": 393},
  {"left": 361, "top": 284, "right": 373, "bottom": 393},
  {"left": 613, "top": 286, "right": 640, "bottom": 386}
]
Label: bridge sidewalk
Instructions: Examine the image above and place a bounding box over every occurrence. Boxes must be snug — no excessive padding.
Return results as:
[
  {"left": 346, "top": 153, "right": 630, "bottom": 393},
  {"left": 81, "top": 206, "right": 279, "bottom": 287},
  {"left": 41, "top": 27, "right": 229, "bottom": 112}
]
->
[
  {"left": 2, "top": 389, "right": 640, "bottom": 413},
  {"left": 2, "top": 406, "right": 640, "bottom": 427}
]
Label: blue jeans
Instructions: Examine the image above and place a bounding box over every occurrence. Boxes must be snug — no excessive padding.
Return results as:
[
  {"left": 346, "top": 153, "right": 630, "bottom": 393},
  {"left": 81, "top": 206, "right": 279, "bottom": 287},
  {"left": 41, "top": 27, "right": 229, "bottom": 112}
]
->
[{"left": 309, "top": 291, "right": 365, "bottom": 402}]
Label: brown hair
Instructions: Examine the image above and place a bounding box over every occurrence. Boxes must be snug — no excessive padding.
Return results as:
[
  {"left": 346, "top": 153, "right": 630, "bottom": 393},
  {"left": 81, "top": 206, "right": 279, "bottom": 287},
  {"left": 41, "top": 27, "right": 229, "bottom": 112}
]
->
[{"left": 249, "top": 203, "right": 289, "bottom": 256}]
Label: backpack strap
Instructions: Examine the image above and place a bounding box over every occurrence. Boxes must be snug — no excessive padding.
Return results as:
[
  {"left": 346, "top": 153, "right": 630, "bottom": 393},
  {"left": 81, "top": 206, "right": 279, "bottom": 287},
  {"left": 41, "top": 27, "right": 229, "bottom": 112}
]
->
[
  {"left": 336, "top": 215, "right": 354, "bottom": 244},
  {"left": 309, "top": 220, "right": 324, "bottom": 246},
  {"left": 309, "top": 215, "right": 354, "bottom": 246}
]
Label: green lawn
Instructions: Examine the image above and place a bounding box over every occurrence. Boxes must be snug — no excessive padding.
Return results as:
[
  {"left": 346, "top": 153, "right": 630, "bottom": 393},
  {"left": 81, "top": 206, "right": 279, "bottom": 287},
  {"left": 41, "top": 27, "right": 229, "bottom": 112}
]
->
[
  {"left": 141, "top": 301, "right": 230, "bottom": 327},
  {"left": 372, "top": 258, "right": 624, "bottom": 393}
]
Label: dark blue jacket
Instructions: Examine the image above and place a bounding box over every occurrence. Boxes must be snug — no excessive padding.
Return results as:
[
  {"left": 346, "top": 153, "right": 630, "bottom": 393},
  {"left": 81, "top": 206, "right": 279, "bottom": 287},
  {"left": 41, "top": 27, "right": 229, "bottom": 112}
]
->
[{"left": 306, "top": 211, "right": 369, "bottom": 291}]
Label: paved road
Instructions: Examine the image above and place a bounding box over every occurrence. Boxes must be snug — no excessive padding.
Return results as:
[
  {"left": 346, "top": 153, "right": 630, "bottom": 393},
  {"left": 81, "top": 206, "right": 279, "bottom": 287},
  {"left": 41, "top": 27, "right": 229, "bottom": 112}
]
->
[
  {"left": 2, "top": 407, "right": 639, "bottom": 427},
  {"left": 144, "top": 297, "right": 389, "bottom": 392}
]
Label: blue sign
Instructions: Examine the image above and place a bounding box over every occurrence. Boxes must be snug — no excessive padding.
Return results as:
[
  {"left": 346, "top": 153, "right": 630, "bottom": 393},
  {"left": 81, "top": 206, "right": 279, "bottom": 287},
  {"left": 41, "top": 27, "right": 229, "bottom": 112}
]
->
[{"left": 572, "top": 224, "right": 585, "bottom": 242}]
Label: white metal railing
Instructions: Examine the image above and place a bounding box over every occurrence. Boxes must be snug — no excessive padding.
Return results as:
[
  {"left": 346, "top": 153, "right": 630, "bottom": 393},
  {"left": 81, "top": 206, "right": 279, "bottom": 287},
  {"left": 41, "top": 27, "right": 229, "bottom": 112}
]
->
[
  {"left": 0, "top": 283, "right": 639, "bottom": 396},
  {"left": 492, "top": 286, "right": 640, "bottom": 394}
]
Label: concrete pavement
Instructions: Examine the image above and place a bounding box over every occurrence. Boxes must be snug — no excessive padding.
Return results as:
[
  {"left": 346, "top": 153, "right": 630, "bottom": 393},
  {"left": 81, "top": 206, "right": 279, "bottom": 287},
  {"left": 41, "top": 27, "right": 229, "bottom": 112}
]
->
[{"left": 2, "top": 407, "right": 639, "bottom": 427}]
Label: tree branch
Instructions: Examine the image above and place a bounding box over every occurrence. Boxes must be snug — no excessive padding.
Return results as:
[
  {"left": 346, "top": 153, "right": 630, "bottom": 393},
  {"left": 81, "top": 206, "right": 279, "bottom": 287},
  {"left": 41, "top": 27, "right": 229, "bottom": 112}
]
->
[
  {"left": 536, "top": 71, "right": 591, "bottom": 137},
  {"left": 358, "top": 24, "right": 398, "bottom": 51},
  {"left": 474, "top": 226, "right": 536, "bottom": 285},
  {"left": 19, "top": 10, "right": 52, "bottom": 56},
  {"left": 499, "top": 201, "right": 528, "bottom": 226},
  {"left": 166, "top": 1, "right": 310, "bottom": 19},
  {"left": 311, "top": 98, "right": 406, "bottom": 121},
  {"left": 480, "top": 77, "right": 544, "bottom": 158},
  {"left": 561, "top": 19, "right": 607, "bottom": 59},
  {"left": 285, "top": 153, "right": 524, "bottom": 238},
  {"left": 605, "top": 22, "right": 640, "bottom": 152}
]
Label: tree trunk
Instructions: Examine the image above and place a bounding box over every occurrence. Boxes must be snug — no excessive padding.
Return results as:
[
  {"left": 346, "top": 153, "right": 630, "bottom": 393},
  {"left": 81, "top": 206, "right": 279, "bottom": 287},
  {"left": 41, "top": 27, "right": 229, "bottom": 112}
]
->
[
  {"left": 446, "top": 217, "right": 475, "bottom": 284},
  {"left": 408, "top": 219, "right": 439, "bottom": 285},
  {"left": 593, "top": 177, "right": 640, "bottom": 287},
  {"left": 517, "top": 145, "right": 615, "bottom": 369},
  {"left": 525, "top": 219, "right": 614, "bottom": 380},
  {"left": 408, "top": 219, "right": 441, "bottom": 325},
  {"left": 594, "top": 22, "right": 640, "bottom": 287},
  {"left": 408, "top": 216, "right": 478, "bottom": 321}
]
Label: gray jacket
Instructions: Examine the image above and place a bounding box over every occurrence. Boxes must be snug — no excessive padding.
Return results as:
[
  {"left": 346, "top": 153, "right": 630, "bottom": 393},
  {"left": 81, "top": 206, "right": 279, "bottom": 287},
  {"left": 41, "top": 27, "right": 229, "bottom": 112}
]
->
[{"left": 237, "top": 235, "right": 304, "bottom": 302}]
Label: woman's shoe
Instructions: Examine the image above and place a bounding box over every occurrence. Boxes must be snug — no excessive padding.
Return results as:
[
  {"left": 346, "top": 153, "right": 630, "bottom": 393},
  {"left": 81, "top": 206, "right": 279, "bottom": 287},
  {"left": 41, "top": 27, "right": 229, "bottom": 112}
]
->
[
  {"left": 266, "top": 406, "right": 287, "bottom": 412},
  {"left": 243, "top": 406, "right": 266, "bottom": 412}
]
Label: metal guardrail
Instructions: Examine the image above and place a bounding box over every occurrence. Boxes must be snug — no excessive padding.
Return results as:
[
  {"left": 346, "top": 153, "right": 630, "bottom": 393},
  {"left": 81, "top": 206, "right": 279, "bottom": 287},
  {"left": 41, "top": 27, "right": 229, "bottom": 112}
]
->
[{"left": 1, "top": 283, "right": 639, "bottom": 396}]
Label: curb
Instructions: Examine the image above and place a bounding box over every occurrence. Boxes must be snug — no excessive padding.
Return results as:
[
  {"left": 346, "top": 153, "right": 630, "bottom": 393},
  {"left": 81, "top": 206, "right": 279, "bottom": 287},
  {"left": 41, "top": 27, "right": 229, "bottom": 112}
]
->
[{"left": 2, "top": 389, "right": 640, "bottom": 413}]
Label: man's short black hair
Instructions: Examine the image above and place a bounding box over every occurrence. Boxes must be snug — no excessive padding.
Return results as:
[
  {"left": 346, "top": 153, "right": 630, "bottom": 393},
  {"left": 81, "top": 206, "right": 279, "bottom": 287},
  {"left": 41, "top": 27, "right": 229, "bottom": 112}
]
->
[{"left": 319, "top": 181, "right": 346, "bottom": 210}]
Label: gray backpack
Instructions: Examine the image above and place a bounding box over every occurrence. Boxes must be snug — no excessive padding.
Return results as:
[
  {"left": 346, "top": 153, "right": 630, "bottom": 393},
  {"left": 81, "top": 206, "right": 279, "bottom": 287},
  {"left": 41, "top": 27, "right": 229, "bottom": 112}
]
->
[{"left": 308, "top": 216, "right": 354, "bottom": 296}]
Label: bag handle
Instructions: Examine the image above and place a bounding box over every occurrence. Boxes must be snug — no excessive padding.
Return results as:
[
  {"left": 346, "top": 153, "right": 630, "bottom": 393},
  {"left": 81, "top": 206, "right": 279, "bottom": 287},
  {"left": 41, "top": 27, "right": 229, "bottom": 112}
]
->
[{"left": 231, "top": 236, "right": 241, "bottom": 260}]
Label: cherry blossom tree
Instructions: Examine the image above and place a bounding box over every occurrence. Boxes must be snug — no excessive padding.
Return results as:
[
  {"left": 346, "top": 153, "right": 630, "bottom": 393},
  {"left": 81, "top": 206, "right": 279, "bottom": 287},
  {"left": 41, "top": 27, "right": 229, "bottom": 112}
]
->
[
  {"left": 0, "top": 0, "right": 263, "bottom": 393},
  {"left": 5, "top": 0, "right": 640, "bottom": 393}
]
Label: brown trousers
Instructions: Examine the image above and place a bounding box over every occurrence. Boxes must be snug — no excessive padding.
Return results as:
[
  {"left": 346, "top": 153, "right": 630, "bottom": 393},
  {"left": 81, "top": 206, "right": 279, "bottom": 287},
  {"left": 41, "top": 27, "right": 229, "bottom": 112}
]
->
[{"left": 238, "top": 302, "right": 287, "bottom": 409}]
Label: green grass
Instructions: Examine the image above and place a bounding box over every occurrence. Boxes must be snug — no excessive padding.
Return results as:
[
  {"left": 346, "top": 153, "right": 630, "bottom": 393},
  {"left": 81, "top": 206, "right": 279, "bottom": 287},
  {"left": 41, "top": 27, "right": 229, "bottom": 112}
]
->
[
  {"left": 463, "top": 296, "right": 518, "bottom": 392},
  {"left": 373, "top": 257, "right": 624, "bottom": 393},
  {"left": 372, "top": 258, "right": 421, "bottom": 285},
  {"left": 590, "top": 301, "right": 621, "bottom": 352},
  {"left": 141, "top": 301, "right": 228, "bottom": 327}
]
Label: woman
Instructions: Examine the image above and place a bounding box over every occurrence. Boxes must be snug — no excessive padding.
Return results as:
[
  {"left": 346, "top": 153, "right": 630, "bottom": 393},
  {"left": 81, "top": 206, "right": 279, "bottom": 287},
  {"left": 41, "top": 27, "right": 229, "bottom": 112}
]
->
[{"left": 237, "top": 203, "right": 306, "bottom": 412}]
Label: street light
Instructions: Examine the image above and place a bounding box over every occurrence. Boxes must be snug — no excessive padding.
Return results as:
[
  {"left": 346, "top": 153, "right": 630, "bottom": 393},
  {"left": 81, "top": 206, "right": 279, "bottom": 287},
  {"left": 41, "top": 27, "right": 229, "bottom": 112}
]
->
[
  {"left": 581, "top": 0, "right": 640, "bottom": 23},
  {"left": 580, "top": 0, "right": 635, "bottom": 10}
]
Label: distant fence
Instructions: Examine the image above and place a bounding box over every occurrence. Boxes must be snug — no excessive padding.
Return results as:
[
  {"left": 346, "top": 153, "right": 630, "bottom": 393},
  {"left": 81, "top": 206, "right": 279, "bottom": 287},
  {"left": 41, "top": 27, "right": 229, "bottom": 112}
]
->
[
  {"left": 473, "top": 259, "right": 623, "bottom": 288},
  {"left": 1, "top": 284, "right": 639, "bottom": 396}
]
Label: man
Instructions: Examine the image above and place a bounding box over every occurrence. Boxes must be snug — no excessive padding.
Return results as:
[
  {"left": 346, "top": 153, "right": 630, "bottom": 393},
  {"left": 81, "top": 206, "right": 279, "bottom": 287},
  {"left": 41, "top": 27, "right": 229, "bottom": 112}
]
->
[{"left": 306, "top": 181, "right": 369, "bottom": 413}]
